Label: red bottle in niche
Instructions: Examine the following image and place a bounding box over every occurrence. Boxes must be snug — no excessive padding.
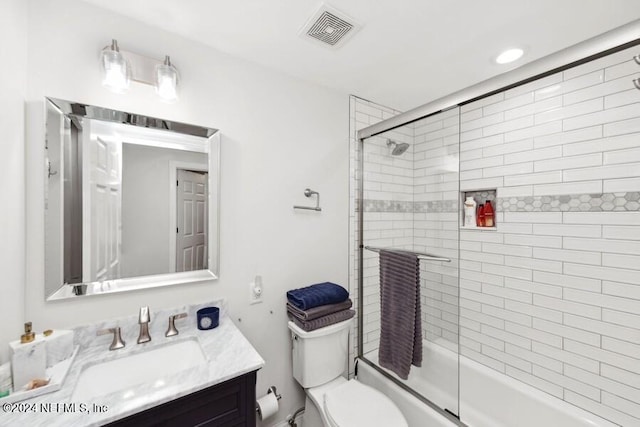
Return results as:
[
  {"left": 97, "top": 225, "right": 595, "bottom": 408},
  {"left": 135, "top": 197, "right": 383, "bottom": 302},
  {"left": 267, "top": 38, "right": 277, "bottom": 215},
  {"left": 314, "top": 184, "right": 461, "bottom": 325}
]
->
[
  {"left": 484, "top": 200, "right": 495, "bottom": 227},
  {"left": 477, "top": 203, "right": 485, "bottom": 227}
]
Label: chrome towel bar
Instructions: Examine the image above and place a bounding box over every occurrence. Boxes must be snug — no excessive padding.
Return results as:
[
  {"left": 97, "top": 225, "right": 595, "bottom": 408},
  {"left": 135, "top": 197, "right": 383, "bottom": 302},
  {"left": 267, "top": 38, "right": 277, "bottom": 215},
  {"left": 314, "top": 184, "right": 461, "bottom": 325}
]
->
[{"left": 364, "top": 245, "right": 452, "bottom": 262}]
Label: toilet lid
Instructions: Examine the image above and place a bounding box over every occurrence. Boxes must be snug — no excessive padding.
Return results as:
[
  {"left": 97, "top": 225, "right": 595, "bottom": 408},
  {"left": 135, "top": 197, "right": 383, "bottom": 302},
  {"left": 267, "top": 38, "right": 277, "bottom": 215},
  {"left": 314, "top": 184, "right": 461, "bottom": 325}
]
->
[{"left": 323, "top": 380, "right": 408, "bottom": 427}]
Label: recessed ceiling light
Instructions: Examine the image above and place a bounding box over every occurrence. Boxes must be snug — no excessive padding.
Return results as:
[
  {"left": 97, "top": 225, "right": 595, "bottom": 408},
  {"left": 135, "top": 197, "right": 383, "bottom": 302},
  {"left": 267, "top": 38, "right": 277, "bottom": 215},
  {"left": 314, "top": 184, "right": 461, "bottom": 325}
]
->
[{"left": 495, "top": 48, "right": 524, "bottom": 64}]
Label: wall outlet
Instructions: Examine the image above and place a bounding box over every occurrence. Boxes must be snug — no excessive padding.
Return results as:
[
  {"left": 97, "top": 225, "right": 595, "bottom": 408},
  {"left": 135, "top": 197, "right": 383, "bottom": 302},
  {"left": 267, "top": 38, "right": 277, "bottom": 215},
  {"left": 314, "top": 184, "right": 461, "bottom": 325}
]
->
[{"left": 249, "top": 275, "right": 263, "bottom": 305}]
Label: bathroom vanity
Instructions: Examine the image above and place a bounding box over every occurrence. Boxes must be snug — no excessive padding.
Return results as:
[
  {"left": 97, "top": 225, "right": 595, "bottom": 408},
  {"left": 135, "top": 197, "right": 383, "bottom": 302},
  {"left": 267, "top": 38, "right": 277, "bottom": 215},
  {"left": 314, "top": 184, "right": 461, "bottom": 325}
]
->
[{"left": 1, "top": 302, "right": 264, "bottom": 427}]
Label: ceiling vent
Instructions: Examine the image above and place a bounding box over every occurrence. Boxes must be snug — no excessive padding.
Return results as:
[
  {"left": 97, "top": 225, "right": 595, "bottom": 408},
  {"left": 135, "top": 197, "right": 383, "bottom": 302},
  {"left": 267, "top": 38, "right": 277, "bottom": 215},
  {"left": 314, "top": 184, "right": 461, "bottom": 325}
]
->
[{"left": 300, "top": 3, "right": 360, "bottom": 49}]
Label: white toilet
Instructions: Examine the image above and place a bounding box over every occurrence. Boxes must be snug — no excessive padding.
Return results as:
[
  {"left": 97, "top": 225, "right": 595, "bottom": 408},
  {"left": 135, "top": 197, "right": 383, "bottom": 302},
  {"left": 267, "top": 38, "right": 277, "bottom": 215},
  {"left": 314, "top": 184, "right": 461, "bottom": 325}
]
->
[{"left": 288, "top": 318, "right": 408, "bottom": 427}]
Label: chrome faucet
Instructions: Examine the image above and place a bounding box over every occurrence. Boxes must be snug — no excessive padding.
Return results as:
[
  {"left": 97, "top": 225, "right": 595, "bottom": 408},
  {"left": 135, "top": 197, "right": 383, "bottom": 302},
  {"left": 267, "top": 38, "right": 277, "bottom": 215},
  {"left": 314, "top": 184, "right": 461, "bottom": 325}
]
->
[
  {"left": 137, "top": 306, "right": 151, "bottom": 344},
  {"left": 97, "top": 327, "right": 125, "bottom": 351}
]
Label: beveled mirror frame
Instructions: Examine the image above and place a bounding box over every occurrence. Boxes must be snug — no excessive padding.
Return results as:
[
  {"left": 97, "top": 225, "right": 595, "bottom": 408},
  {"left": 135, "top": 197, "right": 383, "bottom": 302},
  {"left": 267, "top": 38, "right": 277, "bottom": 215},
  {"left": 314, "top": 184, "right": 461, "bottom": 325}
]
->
[{"left": 45, "top": 98, "right": 220, "bottom": 301}]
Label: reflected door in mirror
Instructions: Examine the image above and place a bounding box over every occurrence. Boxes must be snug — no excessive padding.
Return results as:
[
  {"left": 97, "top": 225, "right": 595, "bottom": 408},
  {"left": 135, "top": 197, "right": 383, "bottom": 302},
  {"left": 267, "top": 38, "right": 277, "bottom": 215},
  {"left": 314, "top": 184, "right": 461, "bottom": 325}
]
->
[{"left": 176, "top": 169, "right": 208, "bottom": 272}]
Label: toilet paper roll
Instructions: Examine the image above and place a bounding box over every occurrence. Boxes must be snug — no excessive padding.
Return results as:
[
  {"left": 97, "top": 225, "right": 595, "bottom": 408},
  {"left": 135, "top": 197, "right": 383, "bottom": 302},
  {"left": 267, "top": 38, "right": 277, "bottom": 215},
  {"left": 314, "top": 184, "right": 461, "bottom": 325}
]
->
[{"left": 256, "top": 392, "right": 279, "bottom": 420}]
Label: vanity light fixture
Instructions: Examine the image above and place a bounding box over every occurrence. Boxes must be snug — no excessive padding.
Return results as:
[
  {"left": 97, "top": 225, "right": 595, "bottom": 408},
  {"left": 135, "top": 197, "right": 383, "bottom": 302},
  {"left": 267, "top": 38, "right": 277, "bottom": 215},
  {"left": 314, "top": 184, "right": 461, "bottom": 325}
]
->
[
  {"left": 100, "top": 39, "right": 131, "bottom": 93},
  {"left": 100, "top": 39, "right": 179, "bottom": 101},
  {"left": 495, "top": 48, "right": 524, "bottom": 64},
  {"left": 155, "top": 56, "right": 179, "bottom": 102}
]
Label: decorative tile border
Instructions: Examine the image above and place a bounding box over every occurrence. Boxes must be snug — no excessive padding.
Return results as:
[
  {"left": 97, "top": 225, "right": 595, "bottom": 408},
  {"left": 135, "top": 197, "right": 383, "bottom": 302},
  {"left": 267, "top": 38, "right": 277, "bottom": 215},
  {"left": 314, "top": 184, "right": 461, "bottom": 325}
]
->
[
  {"left": 497, "top": 192, "right": 640, "bottom": 212},
  {"left": 360, "top": 192, "right": 640, "bottom": 213}
]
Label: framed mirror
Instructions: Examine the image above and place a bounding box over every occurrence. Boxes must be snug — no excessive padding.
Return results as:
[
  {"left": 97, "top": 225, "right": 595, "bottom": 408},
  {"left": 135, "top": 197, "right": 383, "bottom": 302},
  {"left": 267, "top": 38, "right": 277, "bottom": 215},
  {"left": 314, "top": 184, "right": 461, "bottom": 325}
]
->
[{"left": 44, "top": 98, "right": 220, "bottom": 300}]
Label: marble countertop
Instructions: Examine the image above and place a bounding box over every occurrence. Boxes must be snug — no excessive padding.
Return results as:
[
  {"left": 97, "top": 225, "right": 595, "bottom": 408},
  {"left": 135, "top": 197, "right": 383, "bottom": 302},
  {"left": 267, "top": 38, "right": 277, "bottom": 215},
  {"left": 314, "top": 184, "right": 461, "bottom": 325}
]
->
[{"left": 0, "top": 300, "right": 265, "bottom": 427}]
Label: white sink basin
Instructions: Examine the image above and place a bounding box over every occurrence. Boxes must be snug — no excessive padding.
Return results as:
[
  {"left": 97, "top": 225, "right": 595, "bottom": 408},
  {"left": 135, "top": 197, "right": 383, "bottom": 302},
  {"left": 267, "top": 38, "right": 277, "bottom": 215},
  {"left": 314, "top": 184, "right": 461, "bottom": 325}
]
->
[{"left": 71, "top": 338, "right": 206, "bottom": 401}]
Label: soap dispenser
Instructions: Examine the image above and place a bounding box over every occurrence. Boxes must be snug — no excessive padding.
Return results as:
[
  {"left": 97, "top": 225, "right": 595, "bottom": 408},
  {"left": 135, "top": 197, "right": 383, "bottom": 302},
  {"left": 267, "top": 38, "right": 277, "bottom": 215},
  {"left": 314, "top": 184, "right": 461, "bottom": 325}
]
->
[{"left": 8, "top": 322, "right": 47, "bottom": 390}]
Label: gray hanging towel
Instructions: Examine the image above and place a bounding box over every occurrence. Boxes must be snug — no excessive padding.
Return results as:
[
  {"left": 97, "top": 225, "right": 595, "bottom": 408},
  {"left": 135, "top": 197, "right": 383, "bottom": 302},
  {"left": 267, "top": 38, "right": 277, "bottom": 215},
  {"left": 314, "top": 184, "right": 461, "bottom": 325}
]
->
[{"left": 378, "top": 249, "right": 422, "bottom": 380}]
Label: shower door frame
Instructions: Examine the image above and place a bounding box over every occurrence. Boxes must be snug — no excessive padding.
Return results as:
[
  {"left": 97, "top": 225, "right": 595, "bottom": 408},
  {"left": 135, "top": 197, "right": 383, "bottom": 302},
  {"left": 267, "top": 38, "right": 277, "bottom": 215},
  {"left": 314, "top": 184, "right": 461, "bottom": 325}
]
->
[{"left": 355, "top": 19, "right": 640, "bottom": 427}]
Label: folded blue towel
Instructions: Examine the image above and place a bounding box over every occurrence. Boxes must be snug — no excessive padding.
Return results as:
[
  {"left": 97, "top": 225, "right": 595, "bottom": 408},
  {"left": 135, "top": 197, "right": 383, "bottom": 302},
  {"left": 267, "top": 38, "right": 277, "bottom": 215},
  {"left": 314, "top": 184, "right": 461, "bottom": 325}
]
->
[{"left": 287, "top": 282, "right": 349, "bottom": 310}]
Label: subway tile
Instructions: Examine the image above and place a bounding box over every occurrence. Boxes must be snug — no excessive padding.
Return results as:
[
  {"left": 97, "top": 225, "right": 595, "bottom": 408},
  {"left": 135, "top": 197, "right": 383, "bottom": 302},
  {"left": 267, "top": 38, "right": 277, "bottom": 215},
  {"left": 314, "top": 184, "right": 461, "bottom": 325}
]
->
[
  {"left": 535, "top": 98, "right": 603, "bottom": 125},
  {"left": 542, "top": 70, "right": 604, "bottom": 100},
  {"left": 460, "top": 177, "right": 504, "bottom": 191},
  {"left": 462, "top": 327, "right": 505, "bottom": 351},
  {"left": 533, "top": 365, "right": 600, "bottom": 401},
  {"left": 461, "top": 346, "right": 505, "bottom": 373},
  {"left": 483, "top": 138, "right": 533, "bottom": 157},
  {"left": 483, "top": 263, "right": 533, "bottom": 281},
  {"left": 565, "top": 365, "right": 640, "bottom": 405},
  {"left": 533, "top": 180, "right": 603, "bottom": 196},
  {"left": 505, "top": 255, "right": 562, "bottom": 274},
  {"left": 533, "top": 270, "right": 601, "bottom": 292},
  {"left": 482, "top": 345, "right": 532, "bottom": 372},
  {"left": 459, "top": 335, "right": 482, "bottom": 352},
  {"left": 563, "top": 132, "right": 639, "bottom": 157},
  {"left": 534, "top": 294, "right": 601, "bottom": 319},
  {"left": 507, "top": 300, "right": 562, "bottom": 323},
  {"left": 461, "top": 92, "right": 505, "bottom": 112},
  {"left": 483, "top": 116, "right": 534, "bottom": 137},
  {"left": 504, "top": 146, "right": 562, "bottom": 165},
  {"left": 497, "top": 185, "right": 534, "bottom": 198},
  {"left": 564, "top": 75, "right": 632, "bottom": 106},
  {"left": 604, "top": 116, "right": 640, "bottom": 137},
  {"left": 483, "top": 162, "right": 533, "bottom": 178},
  {"left": 460, "top": 111, "right": 504, "bottom": 132},
  {"left": 504, "top": 170, "right": 563, "bottom": 186},
  {"left": 602, "top": 336, "right": 640, "bottom": 359},
  {"left": 563, "top": 211, "right": 640, "bottom": 225},
  {"left": 482, "top": 304, "right": 532, "bottom": 327},
  {"left": 504, "top": 96, "right": 563, "bottom": 121},
  {"left": 564, "top": 237, "right": 640, "bottom": 256},
  {"left": 605, "top": 59, "right": 640, "bottom": 81},
  {"left": 565, "top": 314, "right": 638, "bottom": 344},
  {"left": 460, "top": 148, "right": 484, "bottom": 161},
  {"left": 483, "top": 92, "right": 534, "bottom": 116},
  {"left": 504, "top": 234, "right": 562, "bottom": 248},
  {"left": 532, "top": 224, "right": 601, "bottom": 238},
  {"left": 563, "top": 163, "right": 640, "bottom": 182},
  {"left": 533, "top": 247, "right": 601, "bottom": 265},
  {"left": 605, "top": 88, "right": 640, "bottom": 109},
  {"left": 602, "top": 308, "right": 640, "bottom": 329},
  {"left": 603, "top": 177, "right": 640, "bottom": 193},
  {"left": 533, "top": 341, "right": 600, "bottom": 373},
  {"left": 460, "top": 250, "right": 504, "bottom": 265},
  {"left": 497, "top": 222, "right": 533, "bottom": 234},
  {"left": 505, "top": 121, "right": 563, "bottom": 143},
  {"left": 506, "top": 366, "right": 563, "bottom": 398},
  {"left": 564, "top": 47, "right": 634, "bottom": 80},
  {"left": 460, "top": 155, "right": 504, "bottom": 171},
  {"left": 461, "top": 231, "right": 504, "bottom": 243},
  {"left": 604, "top": 225, "right": 640, "bottom": 242},
  {"left": 565, "top": 288, "right": 640, "bottom": 315},
  {"left": 563, "top": 103, "right": 640, "bottom": 131},
  {"left": 602, "top": 391, "right": 640, "bottom": 420},
  {"left": 602, "top": 281, "right": 640, "bottom": 301},
  {"left": 565, "top": 391, "right": 639, "bottom": 427},
  {"left": 483, "top": 283, "right": 532, "bottom": 303},
  {"left": 504, "top": 211, "right": 562, "bottom": 223},
  {"left": 461, "top": 306, "right": 505, "bottom": 329},
  {"left": 482, "top": 242, "right": 532, "bottom": 257},
  {"left": 506, "top": 73, "right": 562, "bottom": 99},
  {"left": 602, "top": 253, "right": 640, "bottom": 271},
  {"left": 505, "top": 322, "right": 563, "bottom": 348},
  {"left": 505, "top": 277, "right": 563, "bottom": 298},
  {"left": 460, "top": 108, "right": 482, "bottom": 123},
  {"left": 534, "top": 317, "right": 599, "bottom": 346},
  {"left": 505, "top": 343, "right": 563, "bottom": 373},
  {"left": 461, "top": 288, "right": 504, "bottom": 308},
  {"left": 460, "top": 134, "right": 504, "bottom": 151},
  {"left": 601, "top": 364, "right": 640, "bottom": 390},
  {"left": 535, "top": 125, "right": 602, "bottom": 149},
  {"left": 535, "top": 152, "right": 602, "bottom": 172}
]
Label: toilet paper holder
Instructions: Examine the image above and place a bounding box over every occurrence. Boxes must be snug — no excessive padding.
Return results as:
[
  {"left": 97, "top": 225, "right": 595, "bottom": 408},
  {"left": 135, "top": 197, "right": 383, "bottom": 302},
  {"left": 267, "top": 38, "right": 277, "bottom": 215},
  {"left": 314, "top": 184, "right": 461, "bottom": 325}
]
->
[{"left": 255, "top": 385, "right": 282, "bottom": 413}]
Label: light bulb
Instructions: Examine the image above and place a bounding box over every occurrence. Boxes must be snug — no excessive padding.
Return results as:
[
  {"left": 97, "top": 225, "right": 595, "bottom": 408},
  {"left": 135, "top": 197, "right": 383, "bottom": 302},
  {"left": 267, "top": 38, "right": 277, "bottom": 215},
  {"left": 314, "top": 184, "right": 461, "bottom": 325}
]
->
[
  {"left": 495, "top": 48, "right": 524, "bottom": 65},
  {"left": 100, "top": 40, "right": 130, "bottom": 93},
  {"left": 155, "top": 56, "right": 179, "bottom": 102}
]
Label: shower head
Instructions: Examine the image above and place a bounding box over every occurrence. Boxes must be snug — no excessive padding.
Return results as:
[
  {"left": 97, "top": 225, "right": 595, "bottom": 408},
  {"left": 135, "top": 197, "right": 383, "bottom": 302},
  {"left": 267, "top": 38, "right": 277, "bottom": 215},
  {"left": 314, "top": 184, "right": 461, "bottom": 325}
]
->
[{"left": 387, "top": 139, "right": 410, "bottom": 156}]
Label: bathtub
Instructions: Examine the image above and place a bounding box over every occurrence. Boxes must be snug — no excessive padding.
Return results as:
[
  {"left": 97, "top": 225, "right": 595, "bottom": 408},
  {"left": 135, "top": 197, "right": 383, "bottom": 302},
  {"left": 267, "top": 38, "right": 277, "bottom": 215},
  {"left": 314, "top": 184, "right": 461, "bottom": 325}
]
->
[{"left": 358, "top": 340, "right": 616, "bottom": 427}]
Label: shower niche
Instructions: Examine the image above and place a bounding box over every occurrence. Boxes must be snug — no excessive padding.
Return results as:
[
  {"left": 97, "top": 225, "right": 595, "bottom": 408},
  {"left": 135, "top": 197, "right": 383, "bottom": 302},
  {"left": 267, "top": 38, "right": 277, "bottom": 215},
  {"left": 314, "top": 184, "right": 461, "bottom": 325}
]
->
[{"left": 461, "top": 189, "right": 496, "bottom": 230}]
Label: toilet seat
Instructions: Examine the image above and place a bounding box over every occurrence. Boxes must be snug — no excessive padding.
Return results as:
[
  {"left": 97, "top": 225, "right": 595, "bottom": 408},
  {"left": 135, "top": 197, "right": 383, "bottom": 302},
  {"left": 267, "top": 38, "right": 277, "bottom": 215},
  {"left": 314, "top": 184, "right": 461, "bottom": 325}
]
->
[{"left": 323, "top": 380, "right": 408, "bottom": 427}]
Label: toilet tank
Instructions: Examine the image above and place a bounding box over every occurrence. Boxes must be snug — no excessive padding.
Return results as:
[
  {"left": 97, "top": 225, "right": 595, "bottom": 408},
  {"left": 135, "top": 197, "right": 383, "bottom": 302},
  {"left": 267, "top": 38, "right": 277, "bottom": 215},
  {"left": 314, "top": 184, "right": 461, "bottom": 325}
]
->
[{"left": 288, "top": 319, "right": 352, "bottom": 388}]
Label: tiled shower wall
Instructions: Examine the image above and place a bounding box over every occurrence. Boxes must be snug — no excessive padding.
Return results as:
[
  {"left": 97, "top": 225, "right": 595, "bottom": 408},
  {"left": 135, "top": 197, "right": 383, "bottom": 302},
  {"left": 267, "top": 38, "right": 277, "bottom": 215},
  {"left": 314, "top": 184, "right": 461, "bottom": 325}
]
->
[{"left": 458, "top": 45, "right": 640, "bottom": 426}]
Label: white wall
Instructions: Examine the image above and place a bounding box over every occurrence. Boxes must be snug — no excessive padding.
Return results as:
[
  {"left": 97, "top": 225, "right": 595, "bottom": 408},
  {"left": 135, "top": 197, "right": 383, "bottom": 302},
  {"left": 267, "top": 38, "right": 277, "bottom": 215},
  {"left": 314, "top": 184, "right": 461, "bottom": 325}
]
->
[
  {"left": 22, "top": 0, "right": 349, "bottom": 424},
  {"left": 0, "top": 0, "right": 28, "bottom": 363}
]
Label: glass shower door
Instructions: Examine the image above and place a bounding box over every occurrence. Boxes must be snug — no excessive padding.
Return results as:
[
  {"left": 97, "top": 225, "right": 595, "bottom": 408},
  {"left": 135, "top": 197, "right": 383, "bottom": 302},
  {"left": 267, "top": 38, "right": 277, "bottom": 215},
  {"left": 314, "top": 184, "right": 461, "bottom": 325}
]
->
[{"left": 358, "top": 107, "right": 460, "bottom": 418}]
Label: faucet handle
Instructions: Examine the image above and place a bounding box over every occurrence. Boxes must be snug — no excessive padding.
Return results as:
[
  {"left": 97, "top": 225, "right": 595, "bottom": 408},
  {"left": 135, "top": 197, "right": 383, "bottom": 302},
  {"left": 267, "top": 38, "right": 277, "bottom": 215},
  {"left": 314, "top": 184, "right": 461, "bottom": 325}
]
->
[
  {"left": 97, "top": 327, "right": 126, "bottom": 351},
  {"left": 166, "top": 313, "right": 188, "bottom": 337},
  {"left": 139, "top": 306, "right": 151, "bottom": 324}
]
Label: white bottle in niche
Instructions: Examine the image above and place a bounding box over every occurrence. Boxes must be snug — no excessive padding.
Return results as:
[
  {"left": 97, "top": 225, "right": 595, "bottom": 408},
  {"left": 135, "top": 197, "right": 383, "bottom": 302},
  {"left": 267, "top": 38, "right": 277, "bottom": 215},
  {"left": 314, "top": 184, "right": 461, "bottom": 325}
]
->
[{"left": 464, "top": 196, "right": 477, "bottom": 228}]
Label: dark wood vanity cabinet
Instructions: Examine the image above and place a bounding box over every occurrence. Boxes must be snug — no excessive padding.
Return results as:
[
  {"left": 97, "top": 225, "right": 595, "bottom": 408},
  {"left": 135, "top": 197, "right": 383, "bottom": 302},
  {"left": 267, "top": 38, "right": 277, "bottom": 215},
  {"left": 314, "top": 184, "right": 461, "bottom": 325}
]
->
[{"left": 106, "top": 371, "right": 257, "bottom": 427}]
